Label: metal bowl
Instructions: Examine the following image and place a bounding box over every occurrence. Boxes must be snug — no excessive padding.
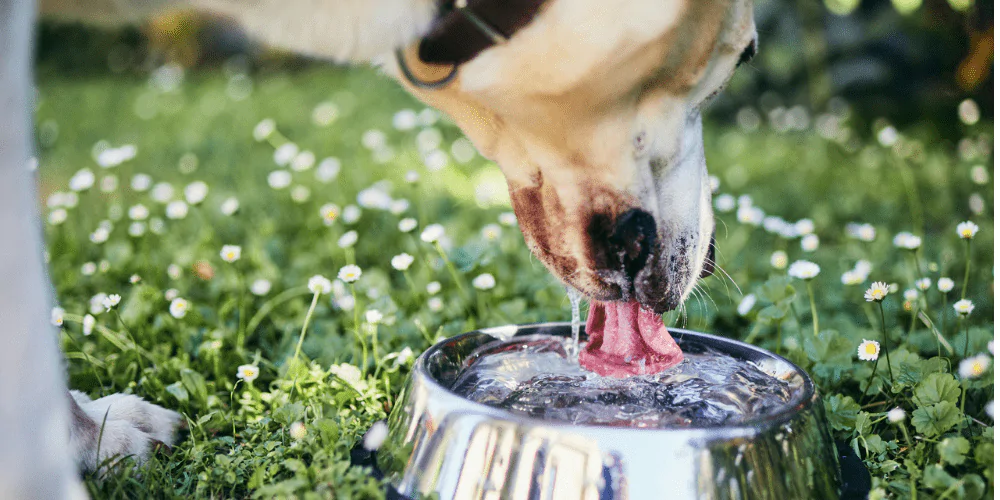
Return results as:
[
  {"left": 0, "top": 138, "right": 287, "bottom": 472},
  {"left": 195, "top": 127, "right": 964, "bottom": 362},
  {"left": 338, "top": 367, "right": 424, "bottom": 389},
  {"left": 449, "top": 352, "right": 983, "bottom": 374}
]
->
[{"left": 377, "top": 323, "right": 842, "bottom": 499}]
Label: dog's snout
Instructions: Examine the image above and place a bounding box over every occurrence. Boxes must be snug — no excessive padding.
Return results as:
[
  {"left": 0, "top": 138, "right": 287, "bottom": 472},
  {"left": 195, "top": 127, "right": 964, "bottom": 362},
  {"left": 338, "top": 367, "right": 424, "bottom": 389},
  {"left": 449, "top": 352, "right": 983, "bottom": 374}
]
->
[{"left": 611, "top": 208, "right": 657, "bottom": 279}]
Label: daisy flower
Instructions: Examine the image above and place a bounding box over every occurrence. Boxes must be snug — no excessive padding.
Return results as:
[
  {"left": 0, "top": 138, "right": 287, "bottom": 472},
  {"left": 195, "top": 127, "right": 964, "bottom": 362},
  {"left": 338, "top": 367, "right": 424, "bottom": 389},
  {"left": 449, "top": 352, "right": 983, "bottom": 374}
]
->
[
  {"left": 50, "top": 307, "right": 65, "bottom": 327},
  {"left": 220, "top": 245, "right": 242, "bottom": 263},
  {"left": 800, "top": 234, "right": 819, "bottom": 252},
  {"left": 342, "top": 205, "right": 362, "bottom": 224},
  {"left": 252, "top": 118, "right": 275, "bottom": 142},
  {"left": 404, "top": 170, "right": 420, "bottom": 183},
  {"left": 165, "top": 200, "right": 189, "bottom": 220},
  {"left": 338, "top": 265, "right": 362, "bottom": 283},
  {"left": 318, "top": 203, "right": 340, "bottom": 226},
  {"left": 289, "top": 421, "right": 307, "bottom": 440},
  {"left": 267, "top": 170, "right": 292, "bottom": 189},
  {"left": 365, "top": 309, "right": 383, "bottom": 324},
  {"left": 398, "top": 218, "right": 418, "bottom": 233},
  {"left": 102, "top": 294, "right": 121, "bottom": 312},
  {"left": 481, "top": 224, "right": 502, "bottom": 241},
  {"left": 129, "top": 274, "right": 141, "bottom": 284},
  {"left": 128, "top": 204, "right": 150, "bottom": 221},
  {"left": 887, "top": 407, "right": 906, "bottom": 424},
  {"left": 915, "top": 278, "right": 931, "bottom": 291},
  {"left": 273, "top": 143, "right": 299, "bottom": 166},
  {"left": 236, "top": 364, "right": 259, "bottom": 383},
  {"left": 788, "top": 260, "right": 820, "bottom": 280},
  {"left": 857, "top": 340, "right": 880, "bottom": 361},
  {"left": 958, "top": 354, "right": 990, "bottom": 379},
  {"left": 956, "top": 221, "right": 979, "bottom": 240},
  {"left": 391, "top": 253, "right": 415, "bottom": 271},
  {"left": 184, "top": 181, "right": 208, "bottom": 205},
  {"left": 421, "top": 224, "right": 445, "bottom": 243},
  {"left": 338, "top": 230, "right": 358, "bottom": 248},
  {"left": 250, "top": 278, "right": 272, "bottom": 296},
  {"left": 363, "top": 421, "right": 389, "bottom": 451},
  {"left": 315, "top": 158, "right": 341, "bottom": 183},
  {"left": 308, "top": 275, "right": 332, "bottom": 294},
  {"left": 472, "top": 273, "right": 496, "bottom": 290},
  {"left": 737, "top": 294, "right": 756, "bottom": 316},
  {"left": 794, "top": 218, "right": 815, "bottom": 236},
  {"left": 169, "top": 298, "right": 190, "bottom": 318},
  {"left": 291, "top": 151, "right": 315, "bottom": 171},
  {"left": 82, "top": 314, "right": 95, "bottom": 336},
  {"left": 428, "top": 297, "right": 444, "bottom": 312},
  {"left": 770, "top": 250, "right": 788, "bottom": 270},
  {"left": 864, "top": 282, "right": 890, "bottom": 302},
  {"left": 426, "top": 281, "right": 442, "bottom": 295},
  {"left": 841, "top": 270, "right": 864, "bottom": 286},
  {"left": 903, "top": 289, "right": 918, "bottom": 301},
  {"left": 498, "top": 212, "right": 517, "bottom": 226},
  {"left": 937, "top": 278, "right": 955, "bottom": 293},
  {"left": 892, "top": 232, "right": 921, "bottom": 250},
  {"left": 220, "top": 197, "right": 240, "bottom": 216},
  {"left": 953, "top": 299, "right": 974, "bottom": 316},
  {"left": 714, "top": 194, "right": 736, "bottom": 212}
]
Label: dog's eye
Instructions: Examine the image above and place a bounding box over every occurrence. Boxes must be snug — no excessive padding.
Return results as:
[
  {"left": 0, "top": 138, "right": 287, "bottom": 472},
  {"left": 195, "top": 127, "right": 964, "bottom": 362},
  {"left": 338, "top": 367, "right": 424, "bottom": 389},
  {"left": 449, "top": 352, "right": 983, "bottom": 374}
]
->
[{"left": 737, "top": 41, "right": 757, "bottom": 66}]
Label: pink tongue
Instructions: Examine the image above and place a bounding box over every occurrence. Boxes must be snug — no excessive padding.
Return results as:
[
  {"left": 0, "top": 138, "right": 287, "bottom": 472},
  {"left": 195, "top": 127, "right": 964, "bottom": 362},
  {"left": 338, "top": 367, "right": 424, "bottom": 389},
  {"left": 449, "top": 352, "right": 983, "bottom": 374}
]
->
[{"left": 578, "top": 300, "right": 684, "bottom": 378}]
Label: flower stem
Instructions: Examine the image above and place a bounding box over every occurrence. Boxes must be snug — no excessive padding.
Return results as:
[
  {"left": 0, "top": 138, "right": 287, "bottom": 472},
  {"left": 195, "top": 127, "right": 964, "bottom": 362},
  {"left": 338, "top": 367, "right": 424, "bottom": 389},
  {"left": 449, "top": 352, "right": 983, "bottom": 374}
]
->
[
  {"left": 897, "top": 422, "right": 913, "bottom": 447},
  {"left": 351, "top": 284, "right": 366, "bottom": 370},
  {"left": 962, "top": 317, "right": 970, "bottom": 359},
  {"left": 806, "top": 281, "right": 819, "bottom": 336},
  {"left": 961, "top": 239, "right": 971, "bottom": 300},
  {"left": 435, "top": 242, "right": 467, "bottom": 296},
  {"left": 878, "top": 302, "right": 894, "bottom": 386},
  {"left": 861, "top": 364, "right": 878, "bottom": 400},
  {"left": 292, "top": 291, "right": 320, "bottom": 361}
]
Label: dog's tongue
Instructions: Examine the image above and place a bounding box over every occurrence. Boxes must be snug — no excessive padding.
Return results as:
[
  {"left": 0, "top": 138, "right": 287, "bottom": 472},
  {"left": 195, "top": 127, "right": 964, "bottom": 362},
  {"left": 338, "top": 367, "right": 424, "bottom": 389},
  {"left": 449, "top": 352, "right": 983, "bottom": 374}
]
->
[{"left": 578, "top": 300, "right": 683, "bottom": 377}]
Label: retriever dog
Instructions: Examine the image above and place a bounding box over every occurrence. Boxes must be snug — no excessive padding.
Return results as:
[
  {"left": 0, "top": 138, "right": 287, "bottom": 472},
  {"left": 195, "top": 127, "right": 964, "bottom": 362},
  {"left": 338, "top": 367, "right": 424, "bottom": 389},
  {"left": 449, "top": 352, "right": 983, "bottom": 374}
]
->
[{"left": 0, "top": 0, "right": 755, "bottom": 495}]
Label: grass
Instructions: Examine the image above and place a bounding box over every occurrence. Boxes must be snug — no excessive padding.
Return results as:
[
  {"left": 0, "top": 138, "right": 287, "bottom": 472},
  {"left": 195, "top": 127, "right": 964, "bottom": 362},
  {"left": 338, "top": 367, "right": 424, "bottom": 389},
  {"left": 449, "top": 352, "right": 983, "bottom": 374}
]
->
[{"left": 36, "top": 57, "right": 992, "bottom": 499}]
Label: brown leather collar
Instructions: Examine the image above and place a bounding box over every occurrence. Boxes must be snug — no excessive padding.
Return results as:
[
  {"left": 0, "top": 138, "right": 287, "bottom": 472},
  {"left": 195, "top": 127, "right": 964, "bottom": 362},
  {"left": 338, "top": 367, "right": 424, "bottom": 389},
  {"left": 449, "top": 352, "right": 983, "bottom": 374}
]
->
[{"left": 418, "top": 0, "right": 550, "bottom": 65}]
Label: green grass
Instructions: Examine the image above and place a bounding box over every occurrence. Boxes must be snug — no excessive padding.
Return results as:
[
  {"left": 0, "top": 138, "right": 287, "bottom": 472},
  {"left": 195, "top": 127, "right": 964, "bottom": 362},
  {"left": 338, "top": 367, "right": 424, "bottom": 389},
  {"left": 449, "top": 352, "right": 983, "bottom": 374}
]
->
[{"left": 37, "top": 60, "right": 993, "bottom": 499}]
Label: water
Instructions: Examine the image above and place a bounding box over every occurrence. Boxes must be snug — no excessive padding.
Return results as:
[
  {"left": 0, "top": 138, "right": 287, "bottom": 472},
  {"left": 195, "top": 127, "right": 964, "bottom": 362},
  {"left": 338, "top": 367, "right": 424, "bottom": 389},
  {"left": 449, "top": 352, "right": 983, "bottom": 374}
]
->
[
  {"left": 566, "top": 287, "right": 583, "bottom": 361},
  {"left": 451, "top": 335, "right": 797, "bottom": 428}
]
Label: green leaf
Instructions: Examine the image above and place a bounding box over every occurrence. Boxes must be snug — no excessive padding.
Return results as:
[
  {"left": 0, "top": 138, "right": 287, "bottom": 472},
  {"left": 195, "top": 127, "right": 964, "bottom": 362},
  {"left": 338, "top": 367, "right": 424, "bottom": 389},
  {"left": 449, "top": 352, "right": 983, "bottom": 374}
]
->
[
  {"left": 180, "top": 368, "right": 208, "bottom": 405},
  {"left": 272, "top": 402, "right": 305, "bottom": 426},
  {"left": 165, "top": 381, "right": 189, "bottom": 403},
  {"left": 911, "top": 402, "right": 962, "bottom": 437},
  {"left": 855, "top": 411, "right": 873, "bottom": 436},
  {"left": 760, "top": 275, "right": 796, "bottom": 303},
  {"left": 911, "top": 373, "right": 961, "bottom": 406},
  {"left": 826, "top": 394, "right": 861, "bottom": 431},
  {"left": 922, "top": 464, "right": 957, "bottom": 490},
  {"left": 937, "top": 437, "right": 970, "bottom": 466}
]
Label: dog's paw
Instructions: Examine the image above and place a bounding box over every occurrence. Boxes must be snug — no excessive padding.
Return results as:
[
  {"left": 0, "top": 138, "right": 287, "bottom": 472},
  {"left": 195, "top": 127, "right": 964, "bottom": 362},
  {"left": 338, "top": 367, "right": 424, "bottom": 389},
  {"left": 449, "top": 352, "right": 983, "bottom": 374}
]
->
[{"left": 69, "top": 391, "right": 182, "bottom": 472}]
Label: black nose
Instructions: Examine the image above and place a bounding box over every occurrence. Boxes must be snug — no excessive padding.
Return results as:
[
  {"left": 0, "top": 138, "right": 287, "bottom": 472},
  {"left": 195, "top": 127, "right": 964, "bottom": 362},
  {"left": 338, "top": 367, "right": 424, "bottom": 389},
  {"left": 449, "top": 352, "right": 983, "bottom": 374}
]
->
[{"left": 610, "top": 208, "right": 657, "bottom": 279}]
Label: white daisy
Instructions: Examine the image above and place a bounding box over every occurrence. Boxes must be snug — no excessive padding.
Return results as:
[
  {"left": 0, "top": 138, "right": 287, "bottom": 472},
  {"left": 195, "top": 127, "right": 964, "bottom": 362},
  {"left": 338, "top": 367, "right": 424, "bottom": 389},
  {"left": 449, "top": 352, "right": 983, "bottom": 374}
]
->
[
  {"left": 841, "top": 270, "right": 863, "bottom": 286},
  {"left": 426, "top": 281, "right": 441, "bottom": 295},
  {"left": 915, "top": 278, "right": 931, "bottom": 291},
  {"left": 887, "top": 407, "right": 906, "bottom": 424},
  {"left": 472, "top": 273, "right": 496, "bottom": 290},
  {"left": 365, "top": 309, "right": 383, "bottom": 324},
  {"left": 69, "top": 168, "right": 95, "bottom": 192},
  {"left": 169, "top": 298, "right": 190, "bottom": 318},
  {"left": 102, "top": 294, "right": 121, "bottom": 312},
  {"left": 220, "top": 245, "right": 242, "bottom": 263},
  {"left": 131, "top": 173, "right": 153, "bottom": 192},
  {"left": 404, "top": 170, "right": 420, "bottom": 184},
  {"left": 857, "top": 339, "right": 880, "bottom": 361},
  {"left": 267, "top": 170, "right": 292, "bottom": 189},
  {"left": 800, "top": 234, "right": 819, "bottom": 252},
  {"left": 338, "top": 265, "right": 362, "bottom": 283},
  {"left": 714, "top": 194, "right": 736, "bottom": 212},
  {"left": 128, "top": 204, "right": 150, "bottom": 221},
  {"left": 788, "top": 260, "right": 820, "bottom": 280},
  {"left": 150, "top": 182, "right": 175, "bottom": 203},
  {"left": 291, "top": 151, "right": 316, "bottom": 171},
  {"left": 236, "top": 364, "right": 259, "bottom": 383},
  {"left": 342, "top": 205, "right": 362, "bottom": 224},
  {"left": 308, "top": 275, "right": 332, "bottom": 294},
  {"left": 252, "top": 118, "right": 275, "bottom": 142},
  {"left": 289, "top": 421, "right": 307, "bottom": 440},
  {"left": 50, "top": 307, "right": 65, "bottom": 327},
  {"left": 220, "top": 197, "right": 240, "bottom": 216},
  {"left": 127, "top": 221, "right": 147, "bottom": 237},
  {"left": 165, "top": 200, "right": 189, "bottom": 220},
  {"left": 892, "top": 232, "right": 921, "bottom": 250},
  {"left": 903, "top": 289, "right": 918, "bottom": 301},
  {"left": 956, "top": 221, "right": 979, "bottom": 240},
  {"left": 428, "top": 297, "right": 444, "bottom": 312},
  {"left": 958, "top": 354, "right": 990, "bottom": 379},
  {"left": 421, "top": 224, "right": 445, "bottom": 243},
  {"left": 391, "top": 253, "right": 415, "bottom": 271},
  {"left": 937, "top": 278, "right": 955, "bottom": 293},
  {"left": 481, "top": 224, "right": 502, "bottom": 241},
  {"left": 338, "top": 231, "right": 358, "bottom": 248},
  {"left": 770, "top": 251, "right": 788, "bottom": 270},
  {"left": 498, "top": 212, "right": 518, "bottom": 226},
  {"left": 953, "top": 299, "right": 974, "bottom": 316},
  {"left": 315, "top": 158, "right": 341, "bottom": 183},
  {"left": 363, "top": 421, "right": 389, "bottom": 451},
  {"left": 864, "top": 282, "right": 890, "bottom": 302},
  {"left": 184, "top": 181, "right": 209, "bottom": 205},
  {"left": 250, "top": 278, "right": 272, "bottom": 296},
  {"left": 398, "top": 218, "right": 418, "bottom": 233},
  {"left": 82, "top": 314, "right": 95, "bottom": 336},
  {"left": 273, "top": 143, "right": 299, "bottom": 167},
  {"left": 737, "top": 294, "right": 756, "bottom": 316}
]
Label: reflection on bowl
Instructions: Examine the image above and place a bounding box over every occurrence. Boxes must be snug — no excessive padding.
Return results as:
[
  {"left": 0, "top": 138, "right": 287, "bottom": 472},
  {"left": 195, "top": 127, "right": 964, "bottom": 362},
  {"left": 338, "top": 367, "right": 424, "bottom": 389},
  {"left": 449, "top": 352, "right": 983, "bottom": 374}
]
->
[{"left": 378, "top": 323, "right": 842, "bottom": 499}]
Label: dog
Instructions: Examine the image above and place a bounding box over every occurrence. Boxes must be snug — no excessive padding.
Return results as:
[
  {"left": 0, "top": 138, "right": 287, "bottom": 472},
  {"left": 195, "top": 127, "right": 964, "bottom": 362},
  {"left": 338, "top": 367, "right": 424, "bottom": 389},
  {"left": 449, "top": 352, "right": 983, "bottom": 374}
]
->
[{"left": 1, "top": 0, "right": 755, "bottom": 495}]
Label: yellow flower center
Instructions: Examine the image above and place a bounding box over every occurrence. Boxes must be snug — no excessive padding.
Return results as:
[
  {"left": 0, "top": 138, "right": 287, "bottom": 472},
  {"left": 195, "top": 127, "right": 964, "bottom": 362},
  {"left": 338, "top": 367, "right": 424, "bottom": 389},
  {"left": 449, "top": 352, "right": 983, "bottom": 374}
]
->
[
  {"left": 961, "top": 229, "right": 973, "bottom": 237},
  {"left": 865, "top": 344, "right": 877, "bottom": 355},
  {"left": 972, "top": 362, "right": 983, "bottom": 376}
]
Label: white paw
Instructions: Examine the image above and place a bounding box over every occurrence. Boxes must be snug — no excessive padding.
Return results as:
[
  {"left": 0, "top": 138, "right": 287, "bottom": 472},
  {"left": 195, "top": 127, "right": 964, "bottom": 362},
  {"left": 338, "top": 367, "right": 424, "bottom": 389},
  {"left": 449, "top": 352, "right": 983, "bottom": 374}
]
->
[{"left": 69, "top": 391, "right": 182, "bottom": 472}]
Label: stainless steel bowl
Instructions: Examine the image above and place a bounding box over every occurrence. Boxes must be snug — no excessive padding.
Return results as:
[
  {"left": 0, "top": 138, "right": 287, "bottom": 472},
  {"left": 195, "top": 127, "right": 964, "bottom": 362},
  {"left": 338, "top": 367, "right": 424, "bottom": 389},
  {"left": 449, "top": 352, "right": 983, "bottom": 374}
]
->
[{"left": 377, "top": 323, "right": 841, "bottom": 499}]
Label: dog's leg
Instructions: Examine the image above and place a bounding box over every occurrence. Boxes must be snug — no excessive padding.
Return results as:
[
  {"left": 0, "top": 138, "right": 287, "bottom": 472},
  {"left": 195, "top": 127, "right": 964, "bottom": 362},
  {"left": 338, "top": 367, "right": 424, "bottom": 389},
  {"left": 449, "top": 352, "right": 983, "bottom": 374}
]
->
[
  {"left": 0, "top": 0, "right": 85, "bottom": 497},
  {"left": 69, "top": 391, "right": 182, "bottom": 472}
]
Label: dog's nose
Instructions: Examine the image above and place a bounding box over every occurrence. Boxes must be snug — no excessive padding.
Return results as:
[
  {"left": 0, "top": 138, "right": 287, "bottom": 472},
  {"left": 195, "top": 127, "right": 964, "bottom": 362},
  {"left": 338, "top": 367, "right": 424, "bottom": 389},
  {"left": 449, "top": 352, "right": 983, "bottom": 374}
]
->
[{"left": 610, "top": 208, "right": 657, "bottom": 279}]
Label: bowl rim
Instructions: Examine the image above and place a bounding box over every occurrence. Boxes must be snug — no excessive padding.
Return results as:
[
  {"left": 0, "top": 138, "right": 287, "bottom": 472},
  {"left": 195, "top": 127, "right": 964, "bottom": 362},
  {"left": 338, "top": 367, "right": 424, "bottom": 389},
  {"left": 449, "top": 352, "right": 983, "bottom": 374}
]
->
[{"left": 413, "top": 322, "right": 818, "bottom": 436}]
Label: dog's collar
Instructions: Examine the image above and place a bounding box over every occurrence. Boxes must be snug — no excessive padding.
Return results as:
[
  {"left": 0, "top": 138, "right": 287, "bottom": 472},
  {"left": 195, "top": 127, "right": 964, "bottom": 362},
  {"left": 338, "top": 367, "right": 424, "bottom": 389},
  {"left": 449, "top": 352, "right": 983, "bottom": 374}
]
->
[{"left": 396, "top": 0, "right": 548, "bottom": 89}]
